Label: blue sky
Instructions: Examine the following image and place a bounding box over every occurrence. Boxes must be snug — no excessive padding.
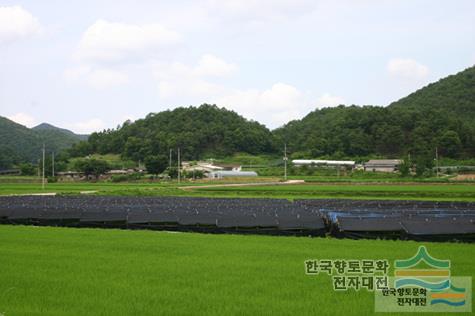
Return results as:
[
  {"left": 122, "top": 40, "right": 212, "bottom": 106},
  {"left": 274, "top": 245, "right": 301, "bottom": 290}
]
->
[{"left": 1, "top": 0, "right": 474, "bottom": 133}]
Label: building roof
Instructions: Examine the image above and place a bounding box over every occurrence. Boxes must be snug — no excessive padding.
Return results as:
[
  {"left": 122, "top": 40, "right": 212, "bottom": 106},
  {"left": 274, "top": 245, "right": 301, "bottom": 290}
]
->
[
  {"left": 108, "top": 169, "right": 129, "bottom": 174},
  {"left": 57, "top": 171, "right": 83, "bottom": 175},
  {"left": 210, "top": 171, "right": 257, "bottom": 176},
  {"left": 195, "top": 162, "right": 223, "bottom": 170},
  {"left": 365, "top": 159, "right": 402, "bottom": 166},
  {"left": 292, "top": 159, "right": 355, "bottom": 166},
  {"left": 214, "top": 163, "right": 241, "bottom": 168}
]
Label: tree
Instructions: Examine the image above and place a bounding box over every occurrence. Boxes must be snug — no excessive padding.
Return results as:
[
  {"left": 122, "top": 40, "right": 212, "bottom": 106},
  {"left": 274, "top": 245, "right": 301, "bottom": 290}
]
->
[
  {"left": 168, "top": 167, "right": 178, "bottom": 179},
  {"left": 68, "top": 141, "right": 93, "bottom": 157},
  {"left": 398, "top": 159, "right": 411, "bottom": 177},
  {"left": 73, "top": 158, "right": 110, "bottom": 179},
  {"left": 144, "top": 155, "right": 168, "bottom": 175},
  {"left": 414, "top": 154, "right": 434, "bottom": 177},
  {"left": 19, "top": 163, "right": 36, "bottom": 176},
  {"left": 123, "top": 137, "right": 145, "bottom": 162},
  {"left": 438, "top": 131, "right": 462, "bottom": 158}
]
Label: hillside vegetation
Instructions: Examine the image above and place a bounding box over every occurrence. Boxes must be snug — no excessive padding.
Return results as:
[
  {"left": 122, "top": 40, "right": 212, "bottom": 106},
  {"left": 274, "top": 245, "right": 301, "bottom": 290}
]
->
[
  {"left": 69, "top": 104, "right": 276, "bottom": 161},
  {"left": 274, "top": 66, "right": 475, "bottom": 161},
  {"left": 0, "top": 118, "right": 86, "bottom": 168}
]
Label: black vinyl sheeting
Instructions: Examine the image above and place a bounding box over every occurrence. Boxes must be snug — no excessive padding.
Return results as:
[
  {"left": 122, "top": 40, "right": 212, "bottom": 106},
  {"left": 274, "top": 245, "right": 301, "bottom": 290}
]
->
[
  {"left": 0, "top": 196, "right": 325, "bottom": 236},
  {"left": 0, "top": 196, "right": 474, "bottom": 241},
  {"left": 296, "top": 199, "right": 475, "bottom": 241}
]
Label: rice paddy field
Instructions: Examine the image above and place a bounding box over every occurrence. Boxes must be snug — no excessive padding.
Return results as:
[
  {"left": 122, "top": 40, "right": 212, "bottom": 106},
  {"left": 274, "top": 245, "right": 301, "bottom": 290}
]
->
[
  {"left": 1, "top": 179, "right": 474, "bottom": 315},
  {"left": 191, "top": 183, "right": 475, "bottom": 201},
  {"left": 1, "top": 181, "right": 475, "bottom": 201},
  {"left": 0, "top": 225, "right": 474, "bottom": 315}
]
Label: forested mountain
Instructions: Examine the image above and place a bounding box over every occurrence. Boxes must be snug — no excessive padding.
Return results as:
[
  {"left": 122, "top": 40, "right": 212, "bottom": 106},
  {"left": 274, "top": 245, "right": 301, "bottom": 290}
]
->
[
  {"left": 3, "top": 66, "right": 474, "bottom": 168},
  {"left": 389, "top": 66, "right": 475, "bottom": 118},
  {"left": 69, "top": 104, "right": 275, "bottom": 161},
  {"left": 274, "top": 66, "right": 475, "bottom": 160},
  {"left": 33, "top": 123, "right": 88, "bottom": 142},
  {"left": 0, "top": 117, "right": 87, "bottom": 169}
]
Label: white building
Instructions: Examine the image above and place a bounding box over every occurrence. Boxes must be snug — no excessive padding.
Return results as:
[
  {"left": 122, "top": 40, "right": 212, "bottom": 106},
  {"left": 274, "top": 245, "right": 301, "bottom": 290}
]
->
[
  {"left": 292, "top": 159, "right": 356, "bottom": 167},
  {"left": 183, "top": 161, "right": 243, "bottom": 174},
  {"left": 208, "top": 170, "right": 258, "bottom": 179}
]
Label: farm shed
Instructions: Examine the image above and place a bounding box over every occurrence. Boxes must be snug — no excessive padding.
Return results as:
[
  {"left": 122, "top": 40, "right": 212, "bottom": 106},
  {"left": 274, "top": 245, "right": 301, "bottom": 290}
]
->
[
  {"left": 208, "top": 170, "right": 257, "bottom": 179},
  {"left": 364, "top": 159, "right": 402, "bottom": 173}
]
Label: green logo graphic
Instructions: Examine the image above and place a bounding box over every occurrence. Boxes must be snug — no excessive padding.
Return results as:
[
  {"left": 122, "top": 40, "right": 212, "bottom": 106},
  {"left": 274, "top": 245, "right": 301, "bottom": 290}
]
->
[
  {"left": 375, "top": 246, "right": 472, "bottom": 312},
  {"left": 395, "top": 246, "right": 450, "bottom": 269}
]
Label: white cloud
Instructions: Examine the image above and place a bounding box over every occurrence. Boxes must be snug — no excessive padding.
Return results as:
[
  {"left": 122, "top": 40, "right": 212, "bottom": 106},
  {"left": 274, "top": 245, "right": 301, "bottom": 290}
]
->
[
  {"left": 316, "top": 93, "right": 346, "bottom": 108},
  {"left": 153, "top": 55, "right": 237, "bottom": 98},
  {"left": 158, "top": 78, "right": 223, "bottom": 99},
  {"left": 0, "top": 6, "right": 41, "bottom": 44},
  {"left": 387, "top": 58, "right": 429, "bottom": 80},
  {"left": 205, "top": 0, "right": 317, "bottom": 22},
  {"left": 87, "top": 69, "right": 129, "bottom": 89},
  {"left": 64, "top": 66, "right": 128, "bottom": 89},
  {"left": 73, "top": 118, "right": 105, "bottom": 134},
  {"left": 7, "top": 112, "right": 37, "bottom": 127},
  {"left": 194, "top": 54, "right": 238, "bottom": 77},
  {"left": 75, "top": 19, "right": 181, "bottom": 63},
  {"left": 63, "top": 66, "right": 91, "bottom": 80},
  {"left": 67, "top": 20, "right": 182, "bottom": 90},
  {"left": 214, "top": 83, "right": 307, "bottom": 127}
]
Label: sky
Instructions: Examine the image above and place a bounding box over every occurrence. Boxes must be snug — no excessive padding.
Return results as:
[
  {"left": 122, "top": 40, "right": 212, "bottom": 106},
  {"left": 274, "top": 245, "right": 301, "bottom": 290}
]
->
[{"left": 0, "top": 0, "right": 474, "bottom": 134}]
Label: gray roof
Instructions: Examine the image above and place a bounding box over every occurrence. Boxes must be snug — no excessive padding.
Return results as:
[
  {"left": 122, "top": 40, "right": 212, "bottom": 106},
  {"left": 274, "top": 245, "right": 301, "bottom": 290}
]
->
[
  {"left": 365, "top": 159, "right": 402, "bottom": 166},
  {"left": 210, "top": 171, "right": 257, "bottom": 176}
]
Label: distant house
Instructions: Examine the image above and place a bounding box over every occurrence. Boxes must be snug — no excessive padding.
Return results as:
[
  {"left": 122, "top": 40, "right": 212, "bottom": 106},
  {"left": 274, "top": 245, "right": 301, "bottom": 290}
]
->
[
  {"left": 57, "top": 171, "right": 84, "bottom": 180},
  {"left": 292, "top": 159, "right": 355, "bottom": 168},
  {"left": 364, "top": 159, "right": 402, "bottom": 173},
  {"left": 213, "top": 163, "right": 242, "bottom": 171},
  {"left": 208, "top": 170, "right": 257, "bottom": 179},
  {"left": 182, "top": 161, "right": 243, "bottom": 175},
  {"left": 107, "top": 169, "right": 129, "bottom": 175},
  {"left": 182, "top": 161, "right": 221, "bottom": 174},
  {"left": 0, "top": 169, "right": 20, "bottom": 175}
]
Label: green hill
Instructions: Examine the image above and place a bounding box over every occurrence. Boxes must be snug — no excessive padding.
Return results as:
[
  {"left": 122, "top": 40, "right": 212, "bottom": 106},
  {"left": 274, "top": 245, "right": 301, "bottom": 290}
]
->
[
  {"left": 69, "top": 104, "right": 275, "bottom": 161},
  {"left": 389, "top": 66, "right": 475, "bottom": 118},
  {"left": 274, "top": 66, "right": 475, "bottom": 160},
  {"left": 3, "top": 66, "right": 475, "bottom": 168},
  {"left": 32, "top": 123, "right": 88, "bottom": 142},
  {"left": 0, "top": 117, "right": 87, "bottom": 169}
]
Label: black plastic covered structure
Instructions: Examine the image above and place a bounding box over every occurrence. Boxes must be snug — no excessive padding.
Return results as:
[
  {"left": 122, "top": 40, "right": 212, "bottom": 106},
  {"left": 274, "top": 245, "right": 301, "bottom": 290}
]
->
[
  {"left": 1, "top": 196, "right": 474, "bottom": 241},
  {"left": 0, "top": 196, "right": 325, "bottom": 236},
  {"left": 296, "top": 199, "right": 475, "bottom": 241}
]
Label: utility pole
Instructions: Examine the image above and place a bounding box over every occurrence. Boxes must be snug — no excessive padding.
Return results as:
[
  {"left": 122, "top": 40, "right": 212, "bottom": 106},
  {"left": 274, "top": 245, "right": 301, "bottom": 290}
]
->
[
  {"left": 435, "top": 147, "right": 439, "bottom": 178},
  {"left": 177, "top": 147, "right": 181, "bottom": 183},
  {"left": 42, "top": 144, "right": 45, "bottom": 189},
  {"left": 37, "top": 158, "right": 40, "bottom": 177},
  {"left": 52, "top": 152, "right": 55, "bottom": 177},
  {"left": 169, "top": 148, "right": 172, "bottom": 171},
  {"left": 283, "top": 143, "right": 288, "bottom": 181}
]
